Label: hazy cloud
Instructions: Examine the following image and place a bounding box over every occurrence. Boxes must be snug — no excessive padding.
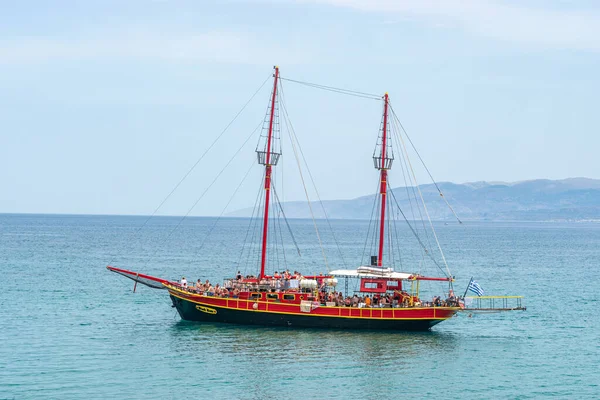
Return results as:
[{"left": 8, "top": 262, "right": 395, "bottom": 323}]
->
[
  {"left": 299, "top": 0, "right": 600, "bottom": 51},
  {"left": 0, "top": 30, "right": 308, "bottom": 65}
]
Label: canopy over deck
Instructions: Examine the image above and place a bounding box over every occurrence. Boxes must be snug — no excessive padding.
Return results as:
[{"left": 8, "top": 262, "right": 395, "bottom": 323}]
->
[{"left": 329, "top": 267, "right": 452, "bottom": 281}]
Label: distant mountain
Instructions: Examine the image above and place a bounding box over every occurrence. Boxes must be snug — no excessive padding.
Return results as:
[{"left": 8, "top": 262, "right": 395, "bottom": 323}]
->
[{"left": 228, "top": 178, "right": 600, "bottom": 221}]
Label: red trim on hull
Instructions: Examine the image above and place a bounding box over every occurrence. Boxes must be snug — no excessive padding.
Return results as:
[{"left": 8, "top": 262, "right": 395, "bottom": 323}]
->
[
  {"left": 169, "top": 291, "right": 457, "bottom": 331},
  {"left": 168, "top": 288, "right": 458, "bottom": 321}
]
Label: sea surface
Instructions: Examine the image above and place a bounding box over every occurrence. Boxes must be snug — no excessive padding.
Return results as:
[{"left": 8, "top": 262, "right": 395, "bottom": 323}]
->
[{"left": 1, "top": 214, "right": 599, "bottom": 399}]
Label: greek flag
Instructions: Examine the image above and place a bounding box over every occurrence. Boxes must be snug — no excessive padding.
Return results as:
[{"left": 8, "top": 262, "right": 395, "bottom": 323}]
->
[{"left": 468, "top": 280, "right": 484, "bottom": 296}]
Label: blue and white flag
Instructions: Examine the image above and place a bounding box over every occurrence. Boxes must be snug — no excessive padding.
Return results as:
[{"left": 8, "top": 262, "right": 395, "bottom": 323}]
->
[{"left": 468, "top": 280, "right": 484, "bottom": 296}]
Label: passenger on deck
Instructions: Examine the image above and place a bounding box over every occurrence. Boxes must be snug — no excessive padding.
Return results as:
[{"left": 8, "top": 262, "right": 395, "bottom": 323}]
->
[
  {"left": 319, "top": 280, "right": 327, "bottom": 292},
  {"left": 447, "top": 290, "right": 456, "bottom": 306},
  {"left": 232, "top": 288, "right": 240, "bottom": 298},
  {"left": 352, "top": 295, "right": 359, "bottom": 307},
  {"left": 283, "top": 271, "right": 291, "bottom": 289},
  {"left": 196, "top": 279, "right": 202, "bottom": 293},
  {"left": 380, "top": 296, "right": 388, "bottom": 308},
  {"left": 236, "top": 271, "right": 242, "bottom": 280},
  {"left": 365, "top": 295, "right": 372, "bottom": 308},
  {"left": 181, "top": 277, "right": 187, "bottom": 288},
  {"left": 207, "top": 284, "right": 215, "bottom": 296}
]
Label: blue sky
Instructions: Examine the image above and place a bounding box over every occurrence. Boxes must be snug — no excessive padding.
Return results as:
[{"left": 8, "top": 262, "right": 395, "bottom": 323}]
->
[{"left": 1, "top": 0, "right": 599, "bottom": 216}]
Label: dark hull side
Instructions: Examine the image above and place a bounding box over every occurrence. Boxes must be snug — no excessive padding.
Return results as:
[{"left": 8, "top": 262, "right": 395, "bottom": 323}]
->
[{"left": 170, "top": 294, "right": 449, "bottom": 331}]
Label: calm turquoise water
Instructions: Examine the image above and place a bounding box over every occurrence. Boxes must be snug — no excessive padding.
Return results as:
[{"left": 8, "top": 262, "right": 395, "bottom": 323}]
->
[{"left": 1, "top": 214, "right": 599, "bottom": 399}]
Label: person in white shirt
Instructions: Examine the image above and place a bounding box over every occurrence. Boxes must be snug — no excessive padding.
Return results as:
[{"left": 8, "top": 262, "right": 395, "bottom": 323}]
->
[{"left": 181, "top": 277, "right": 187, "bottom": 288}]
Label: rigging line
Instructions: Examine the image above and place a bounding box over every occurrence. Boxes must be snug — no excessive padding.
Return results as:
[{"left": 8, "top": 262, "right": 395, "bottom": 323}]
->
[
  {"left": 278, "top": 214, "right": 288, "bottom": 271},
  {"left": 361, "top": 179, "right": 381, "bottom": 266},
  {"left": 278, "top": 80, "right": 348, "bottom": 269},
  {"left": 281, "top": 101, "right": 329, "bottom": 271},
  {"left": 273, "top": 155, "right": 290, "bottom": 269},
  {"left": 279, "top": 77, "right": 381, "bottom": 100},
  {"left": 123, "top": 75, "right": 271, "bottom": 245},
  {"left": 389, "top": 175, "right": 436, "bottom": 275},
  {"left": 254, "top": 180, "right": 266, "bottom": 274},
  {"left": 296, "top": 84, "right": 380, "bottom": 101},
  {"left": 106, "top": 73, "right": 271, "bottom": 266},
  {"left": 390, "top": 113, "right": 436, "bottom": 269},
  {"left": 237, "top": 176, "right": 264, "bottom": 273},
  {"left": 238, "top": 162, "right": 265, "bottom": 274},
  {"left": 391, "top": 118, "right": 418, "bottom": 221},
  {"left": 245, "top": 184, "right": 264, "bottom": 274},
  {"left": 269, "top": 189, "right": 280, "bottom": 270},
  {"left": 274, "top": 184, "right": 289, "bottom": 271},
  {"left": 389, "top": 104, "right": 462, "bottom": 224},
  {"left": 391, "top": 118, "right": 434, "bottom": 264},
  {"left": 150, "top": 120, "right": 261, "bottom": 260},
  {"left": 390, "top": 116, "right": 446, "bottom": 276},
  {"left": 387, "top": 197, "right": 393, "bottom": 267},
  {"left": 389, "top": 188, "right": 447, "bottom": 276},
  {"left": 393, "top": 121, "right": 453, "bottom": 280},
  {"left": 277, "top": 116, "right": 288, "bottom": 270},
  {"left": 371, "top": 188, "right": 381, "bottom": 260},
  {"left": 390, "top": 191, "right": 403, "bottom": 270},
  {"left": 272, "top": 186, "right": 302, "bottom": 257},
  {"left": 194, "top": 158, "right": 256, "bottom": 258},
  {"left": 246, "top": 188, "right": 263, "bottom": 275},
  {"left": 270, "top": 173, "right": 282, "bottom": 273}
]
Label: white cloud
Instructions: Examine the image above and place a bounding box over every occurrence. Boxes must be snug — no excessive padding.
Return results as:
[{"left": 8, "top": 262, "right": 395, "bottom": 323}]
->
[
  {"left": 298, "top": 0, "right": 600, "bottom": 51},
  {"left": 0, "top": 30, "right": 309, "bottom": 65}
]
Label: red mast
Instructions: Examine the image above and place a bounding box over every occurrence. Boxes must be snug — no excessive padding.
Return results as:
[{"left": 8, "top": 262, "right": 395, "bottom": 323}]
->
[
  {"left": 259, "top": 66, "right": 279, "bottom": 279},
  {"left": 377, "top": 93, "right": 390, "bottom": 267}
]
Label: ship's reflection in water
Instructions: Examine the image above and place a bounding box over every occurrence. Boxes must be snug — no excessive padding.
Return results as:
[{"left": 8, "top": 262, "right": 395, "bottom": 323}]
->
[{"left": 168, "top": 321, "right": 459, "bottom": 397}]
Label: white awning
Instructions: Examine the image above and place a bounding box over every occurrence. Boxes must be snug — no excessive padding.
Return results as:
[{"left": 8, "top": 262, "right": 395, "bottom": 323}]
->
[{"left": 329, "top": 267, "right": 413, "bottom": 280}]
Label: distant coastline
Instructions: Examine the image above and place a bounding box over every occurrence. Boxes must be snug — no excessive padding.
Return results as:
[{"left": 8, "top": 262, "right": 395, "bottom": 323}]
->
[
  {"left": 228, "top": 177, "right": 600, "bottom": 221},
  {"left": 4, "top": 177, "right": 600, "bottom": 222},
  {"left": 2, "top": 212, "right": 600, "bottom": 223}
]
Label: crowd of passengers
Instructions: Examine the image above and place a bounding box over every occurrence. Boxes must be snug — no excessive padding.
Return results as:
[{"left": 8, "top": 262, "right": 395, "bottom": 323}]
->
[{"left": 177, "top": 272, "right": 460, "bottom": 307}]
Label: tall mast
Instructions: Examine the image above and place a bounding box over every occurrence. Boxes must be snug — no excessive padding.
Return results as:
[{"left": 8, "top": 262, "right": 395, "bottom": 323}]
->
[
  {"left": 376, "top": 93, "right": 390, "bottom": 267},
  {"left": 258, "top": 66, "right": 279, "bottom": 279}
]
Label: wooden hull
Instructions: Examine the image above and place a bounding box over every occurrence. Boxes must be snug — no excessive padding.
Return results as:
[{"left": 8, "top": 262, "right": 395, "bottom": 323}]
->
[{"left": 169, "top": 289, "right": 458, "bottom": 331}]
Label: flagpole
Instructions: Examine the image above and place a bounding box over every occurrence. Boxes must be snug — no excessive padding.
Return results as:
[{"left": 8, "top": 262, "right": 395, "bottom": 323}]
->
[{"left": 462, "top": 277, "right": 473, "bottom": 299}]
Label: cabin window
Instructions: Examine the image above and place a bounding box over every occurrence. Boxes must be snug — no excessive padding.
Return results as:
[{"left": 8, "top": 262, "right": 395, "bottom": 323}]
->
[
  {"left": 250, "top": 293, "right": 262, "bottom": 299},
  {"left": 283, "top": 294, "right": 295, "bottom": 301},
  {"left": 266, "top": 293, "right": 278, "bottom": 301}
]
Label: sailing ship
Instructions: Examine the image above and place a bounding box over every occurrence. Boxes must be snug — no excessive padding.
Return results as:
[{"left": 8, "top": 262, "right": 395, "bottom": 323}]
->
[{"left": 108, "top": 66, "right": 524, "bottom": 331}]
